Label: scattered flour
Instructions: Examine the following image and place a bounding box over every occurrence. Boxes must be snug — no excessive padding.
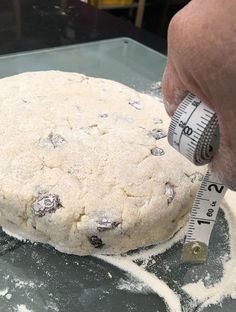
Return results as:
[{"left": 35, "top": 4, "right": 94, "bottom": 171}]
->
[
  {"left": 2, "top": 168, "right": 235, "bottom": 312},
  {"left": 6, "top": 293, "right": 12, "bottom": 300},
  {"left": 116, "top": 276, "right": 150, "bottom": 294},
  {"left": 98, "top": 255, "right": 181, "bottom": 312},
  {"left": 97, "top": 190, "right": 236, "bottom": 312},
  {"left": 14, "top": 278, "right": 36, "bottom": 289},
  {"left": 46, "top": 301, "right": 59, "bottom": 312},
  {"left": 0, "top": 288, "right": 9, "bottom": 296},
  {"left": 183, "top": 191, "right": 236, "bottom": 309},
  {"left": 3, "top": 191, "right": 234, "bottom": 312},
  {"left": 0, "top": 287, "right": 12, "bottom": 300},
  {"left": 107, "top": 272, "right": 112, "bottom": 279},
  {"left": 17, "top": 304, "right": 32, "bottom": 312}
]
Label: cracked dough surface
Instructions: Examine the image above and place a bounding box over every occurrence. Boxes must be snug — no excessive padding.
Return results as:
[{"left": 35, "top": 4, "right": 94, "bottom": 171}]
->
[{"left": 0, "top": 71, "right": 206, "bottom": 255}]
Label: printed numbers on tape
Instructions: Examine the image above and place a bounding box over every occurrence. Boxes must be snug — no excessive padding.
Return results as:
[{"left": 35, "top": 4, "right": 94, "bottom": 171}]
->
[{"left": 168, "top": 93, "right": 227, "bottom": 263}]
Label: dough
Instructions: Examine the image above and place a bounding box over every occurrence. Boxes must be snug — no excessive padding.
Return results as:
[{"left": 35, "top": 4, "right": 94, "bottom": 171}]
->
[{"left": 0, "top": 71, "right": 205, "bottom": 255}]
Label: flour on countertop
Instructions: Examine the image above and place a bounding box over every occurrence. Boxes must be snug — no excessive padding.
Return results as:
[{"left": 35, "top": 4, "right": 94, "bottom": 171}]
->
[
  {"left": 98, "top": 191, "right": 236, "bottom": 312},
  {"left": 14, "top": 278, "right": 36, "bottom": 289},
  {"left": 6, "top": 293, "right": 12, "bottom": 300},
  {"left": 116, "top": 276, "right": 151, "bottom": 294},
  {"left": 0, "top": 288, "right": 9, "bottom": 296},
  {"left": 16, "top": 304, "right": 33, "bottom": 312},
  {"left": 182, "top": 191, "right": 236, "bottom": 309},
  {"left": 107, "top": 272, "right": 112, "bottom": 279},
  {"left": 98, "top": 254, "right": 182, "bottom": 312}
]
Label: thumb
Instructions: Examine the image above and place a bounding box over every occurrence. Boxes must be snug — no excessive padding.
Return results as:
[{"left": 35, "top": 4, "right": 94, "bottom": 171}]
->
[{"left": 162, "top": 62, "right": 188, "bottom": 116}]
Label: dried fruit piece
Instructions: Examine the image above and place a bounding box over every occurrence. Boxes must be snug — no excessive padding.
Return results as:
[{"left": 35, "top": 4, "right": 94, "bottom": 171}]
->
[
  {"left": 97, "top": 217, "right": 120, "bottom": 232},
  {"left": 149, "top": 129, "right": 166, "bottom": 140},
  {"left": 128, "top": 100, "right": 143, "bottom": 110},
  {"left": 165, "top": 182, "right": 175, "bottom": 205},
  {"left": 189, "top": 172, "right": 204, "bottom": 183},
  {"left": 99, "top": 113, "right": 108, "bottom": 118},
  {"left": 150, "top": 147, "right": 165, "bottom": 156},
  {"left": 32, "top": 193, "right": 62, "bottom": 217},
  {"left": 89, "top": 236, "right": 104, "bottom": 248}
]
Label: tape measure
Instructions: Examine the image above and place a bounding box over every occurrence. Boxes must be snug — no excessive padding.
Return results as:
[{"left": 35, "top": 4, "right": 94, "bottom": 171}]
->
[{"left": 168, "top": 93, "right": 227, "bottom": 263}]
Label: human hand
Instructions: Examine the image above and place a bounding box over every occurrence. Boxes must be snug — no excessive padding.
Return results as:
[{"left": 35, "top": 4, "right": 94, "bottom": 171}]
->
[{"left": 162, "top": 0, "right": 236, "bottom": 190}]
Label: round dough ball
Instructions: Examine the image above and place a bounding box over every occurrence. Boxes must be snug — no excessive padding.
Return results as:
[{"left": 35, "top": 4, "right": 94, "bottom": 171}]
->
[{"left": 0, "top": 71, "right": 205, "bottom": 255}]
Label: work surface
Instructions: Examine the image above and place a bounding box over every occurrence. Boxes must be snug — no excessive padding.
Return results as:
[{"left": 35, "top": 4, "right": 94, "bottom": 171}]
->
[{"left": 0, "top": 38, "right": 235, "bottom": 312}]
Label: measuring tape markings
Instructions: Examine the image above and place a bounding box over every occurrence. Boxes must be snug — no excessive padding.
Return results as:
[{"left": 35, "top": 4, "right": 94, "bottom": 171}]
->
[
  {"left": 185, "top": 171, "right": 227, "bottom": 246},
  {"left": 168, "top": 93, "right": 227, "bottom": 263},
  {"left": 168, "top": 94, "right": 218, "bottom": 166}
]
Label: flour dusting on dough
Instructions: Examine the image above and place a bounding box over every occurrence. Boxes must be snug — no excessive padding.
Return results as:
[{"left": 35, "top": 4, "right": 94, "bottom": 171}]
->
[{"left": 0, "top": 71, "right": 205, "bottom": 256}]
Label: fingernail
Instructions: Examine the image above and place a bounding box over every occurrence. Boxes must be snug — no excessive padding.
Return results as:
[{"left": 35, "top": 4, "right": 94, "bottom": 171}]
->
[
  {"left": 164, "top": 99, "right": 178, "bottom": 116},
  {"left": 174, "top": 89, "right": 188, "bottom": 106}
]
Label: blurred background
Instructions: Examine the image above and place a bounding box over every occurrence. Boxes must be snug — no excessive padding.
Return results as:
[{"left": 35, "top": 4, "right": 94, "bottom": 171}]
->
[
  {"left": 0, "top": 0, "right": 191, "bottom": 55},
  {"left": 0, "top": 0, "right": 190, "bottom": 49},
  {"left": 90, "top": 0, "right": 190, "bottom": 37}
]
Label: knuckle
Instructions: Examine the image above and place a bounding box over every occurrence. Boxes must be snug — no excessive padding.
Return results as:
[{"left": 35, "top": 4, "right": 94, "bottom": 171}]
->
[{"left": 168, "top": 11, "right": 184, "bottom": 40}]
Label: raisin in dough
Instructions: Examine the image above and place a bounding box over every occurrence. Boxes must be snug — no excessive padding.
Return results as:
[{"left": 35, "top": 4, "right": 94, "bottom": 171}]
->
[{"left": 0, "top": 71, "right": 206, "bottom": 255}]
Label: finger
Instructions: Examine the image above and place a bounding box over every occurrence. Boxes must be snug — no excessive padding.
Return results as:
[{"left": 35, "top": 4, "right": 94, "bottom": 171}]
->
[{"left": 162, "top": 62, "right": 188, "bottom": 116}]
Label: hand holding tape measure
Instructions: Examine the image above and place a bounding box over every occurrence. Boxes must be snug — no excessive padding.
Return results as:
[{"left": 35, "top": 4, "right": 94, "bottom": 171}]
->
[
  {"left": 160, "top": 0, "right": 236, "bottom": 263},
  {"left": 168, "top": 93, "right": 227, "bottom": 263}
]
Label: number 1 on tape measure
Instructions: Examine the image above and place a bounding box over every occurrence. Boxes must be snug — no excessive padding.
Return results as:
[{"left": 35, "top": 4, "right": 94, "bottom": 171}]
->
[{"left": 168, "top": 93, "right": 227, "bottom": 263}]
